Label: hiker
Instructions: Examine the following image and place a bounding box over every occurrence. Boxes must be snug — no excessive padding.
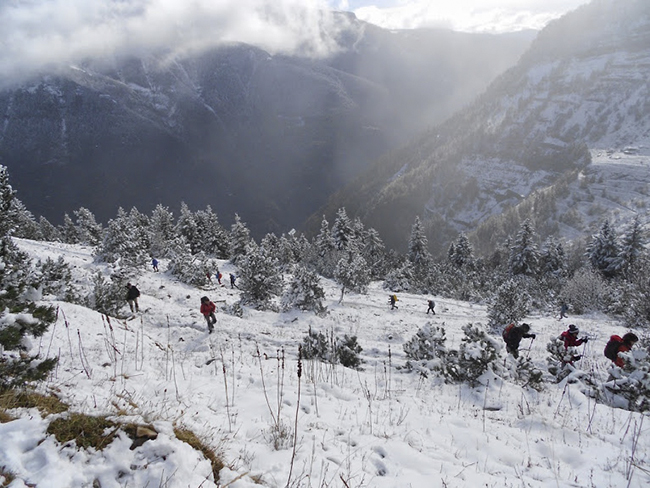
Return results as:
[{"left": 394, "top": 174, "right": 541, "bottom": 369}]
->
[
  {"left": 389, "top": 294, "right": 398, "bottom": 310},
  {"left": 200, "top": 296, "right": 217, "bottom": 334},
  {"left": 151, "top": 257, "right": 159, "bottom": 272},
  {"left": 560, "top": 324, "right": 588, "bottom": 349},
  {"left": 125, "top": 283, "right": 140, "bottom": 313},
  {"left": 427, "top": 299, "right": 436, "bottom": 315},
  {"left": 559, "top": 324, "right": 588, "bottom": 365},
  {"left": 605, "top": 332, "right": 638, "bottom": 367},
  {"left": 229, "top": 273, "right": 238, "bottom": 289},
  {"left": 206, "top": 272, "right": 213, "bottom": 284},
  {"left": 503, "top": 322, "right": 536, "bottom": 359},
  {"left": 559, "top": 302, "right": 568, "bottom": 319},
  {"left": 216, "top": 270, "right": 222, "bottom": 285}
]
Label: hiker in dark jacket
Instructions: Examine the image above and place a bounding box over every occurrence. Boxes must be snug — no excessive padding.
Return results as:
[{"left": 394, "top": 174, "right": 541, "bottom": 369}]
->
[
  {"left": 230, "top": 273, "right": 238, "bottom": 289},
  {"left": 426, "top": 299, "right": 436, "bottom": 315},
  {"left": 200, "top": 296, "right": 216, "bottom": 333},
  {"left": 126, "top": 283, "right": 140, "bottom": 313},
  {"left": 504, "top": 323, "right": 536, "bottom": 358},
  {"left": 389, "top": 294, "right": 398, "bottom": 310}
]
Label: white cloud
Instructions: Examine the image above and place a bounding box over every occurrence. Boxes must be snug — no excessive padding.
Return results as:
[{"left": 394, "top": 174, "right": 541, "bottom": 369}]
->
[
  {"left": 0, "top": 0, "right": 344, "bottom": 87},
  {"left": 353, "top": 0, "right": 590, "bottom": 32}
]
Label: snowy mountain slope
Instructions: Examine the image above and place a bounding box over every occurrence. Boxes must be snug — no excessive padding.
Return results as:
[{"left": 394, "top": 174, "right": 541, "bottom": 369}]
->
[
  {"left": 318, "top": 0, "right": 650, "bottom": 254},
  {"left": 0, "top": 16, "right": 531, "bottom": 240},
  {"left": 1, "top": 237, "right": 648, "bottom": 487}
]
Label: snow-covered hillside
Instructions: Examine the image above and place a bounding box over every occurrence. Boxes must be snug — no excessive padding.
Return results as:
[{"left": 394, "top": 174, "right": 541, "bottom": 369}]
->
[{"left": 1, "top": 238, "right": 648, "bottom": 488}]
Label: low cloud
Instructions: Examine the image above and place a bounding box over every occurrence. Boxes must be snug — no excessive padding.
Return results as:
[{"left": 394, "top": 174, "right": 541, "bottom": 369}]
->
[
  {"left": 0, "top": 0, "right": 344, "bottom": 88},
  {"left": 353, "top": 0, "right": 590, "bottom": 32}
]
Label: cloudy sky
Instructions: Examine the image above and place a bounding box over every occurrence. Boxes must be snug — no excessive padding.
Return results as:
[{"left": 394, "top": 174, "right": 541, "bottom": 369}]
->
[
  {"left": 330, "top": 0, "right": 590, "bottom": 32},
  {"left": 1, "top": 0, "right": 590, "bottom": 88}
]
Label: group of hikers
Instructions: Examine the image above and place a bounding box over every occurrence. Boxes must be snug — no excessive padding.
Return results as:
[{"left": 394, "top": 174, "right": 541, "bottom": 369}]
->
[
  {"left": 133, "top": 269, "right": 642, "bottom": 367},
  {"left": 503, "top": 321, "right": 639, "bottom": 367},
  {"left": 388, "top": 294, "right": 436, "bottom": 315}
]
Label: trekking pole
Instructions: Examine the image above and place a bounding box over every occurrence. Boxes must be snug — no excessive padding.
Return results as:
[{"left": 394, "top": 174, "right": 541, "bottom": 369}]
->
[{"left": 525, "top": 337, "right": 535, "bottom": 359}]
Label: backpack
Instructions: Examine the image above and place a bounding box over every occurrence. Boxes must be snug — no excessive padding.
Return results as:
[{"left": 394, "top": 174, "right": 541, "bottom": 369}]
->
[
  {"left": 604, "top": 335, "right": 622, "bottom": 361},
  {"left": 502, "top": 323, "right": 515, "bottom": 342}
]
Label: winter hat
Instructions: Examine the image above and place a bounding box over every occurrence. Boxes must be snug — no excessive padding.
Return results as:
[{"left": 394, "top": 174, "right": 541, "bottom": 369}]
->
[
  {"left": 520, "top": 323, "right": 530, "bottom": 332},
  {"left": 201, "top": 296, "right": 209, "bottom": 303},
  {"left": 568, "top": 324, "right": 579, "bottom": 335}
]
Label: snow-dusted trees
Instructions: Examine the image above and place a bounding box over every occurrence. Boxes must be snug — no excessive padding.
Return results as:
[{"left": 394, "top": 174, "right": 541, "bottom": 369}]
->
[
  {"left": 407, "top": 216, "right": 431, "bottom": 288},
  {"left": 194, "top": 206, "right": 229, "bottom": 258},
  {"left": 97, "top": 207, "right": 148, "bottom": 268},
  {"left": 281, "top": 266, "right": 326, "bottom": 315},
  {"left": 60, "top": 213, "right": 79, "bottom": 244},
  {"left": 448, "top": 233, "right": 474, "bottom": 269},
  {"left": 508, "top": 219, "right": 539, "bottom": 276},
  {"left": 230, "top": 213, "right": 252, "bottom": 264},
  {"left": 362, "top": 227, "right": 386, "bottom": 278},
  {"left": 313, "top": 217, "right": 336, "bottom": 277},
  {"left": 176, "top": 202, "right": 200, "bottom": 255},
  {"left": 0, "top": 165, "right": 57, "bottom": 389},
  {"left": 73, "top": 207, "right": 103, "bottom": 246},
  {"left": 330, "top": 209, "right": 370, "bottom": 302},
  {"left": 331, "top": 208, "right": 354, "bottom": 252},
  {"left": 587, "top": 220, "right": 622, "bottom": 279},
  {"left": 539, "top": 236, "right": 567, "bottom": 278},
  {"left": 39, "top": 216, "right": 61, "bottom": 242},
  {"left": 619, "top": 216, "right": 645, "bottom": 276},
  {"left": 148, "top": 204, "right": 176, "bottom": 258},
  {"left": 237, "top": 243, "right": 283, "bottom": 310},
  {"left": 487, "top": 278, "right": 530, "bottom": 331},
  {"left": 334, "top": 251, "right": 370, "bottom": 303}
]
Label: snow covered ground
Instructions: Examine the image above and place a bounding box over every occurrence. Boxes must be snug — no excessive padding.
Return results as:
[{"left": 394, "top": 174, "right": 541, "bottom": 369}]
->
[{"left": 1, "top": 238, "right": 648, "bottom": 488}]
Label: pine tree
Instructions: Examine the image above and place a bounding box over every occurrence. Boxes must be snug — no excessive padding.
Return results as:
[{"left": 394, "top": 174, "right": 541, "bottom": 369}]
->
[
  {"left": 230, "top": 213, "right": 252, "bottom": 265},
  {"left": 334, "top": 249, "right": 370, "bottom": 303},
  {"left": 407, "top": 216, "right": 431, "bottom": 270},
  {"left": 331, "top": 208, "right": 354, "bottom": 252},
  {"left": 619, "top": 216, "right": 645, "bottom": 276},
  {"left": 238, "top": 243, "right": 283, "bottom": 310},
  {"left": 362, "top": 227, "right": 385, "bottom": 278},
  {"left": 313, "top": 217, "right": 336, "bottom": 276},
  {"left": 487, "top": 278, "right": 530, "bottom": 331},
  {"left": 11, "top": 199, "right": 42, "bottom": 240},
  {"left": 60, "top": 213, "right": 79, "bottom": 244},
  {"left": 0, "top": 165, "right": 56, "bottom": 389},
  {"left": 587, "top": 220, "right": 622, "bottom": 279},
  {"left": 176, "top": 202, "right": 200, "bottom": 254},
  {"left": 74, "top": 207, "right": 103, "bottom": 246},
  {"left": 194, "top": 205, "right": 230, "bottom": 258},
  {"left": 98, "top": 207, "right": 147, "bottom": 267},
  {"left": 449, "top": 233, "right": 474, "bottom": 269},
  {"left": 148, "top": 204, "right": 176, "bottom": 258},
  {"left": 539, "top": 236, "right": 567, "bottom": 278},
  {"left": 508, "top": 219, "right": 539, "bottom": 276},
  {"left": 39, "top": 216, "right": 62, "bottom": 242},
  {"left": 0, "top": 165, "right": 16, "bottom": 237},
  {"left": 281, "top": 266, "right": 326, "bottom": 315}
]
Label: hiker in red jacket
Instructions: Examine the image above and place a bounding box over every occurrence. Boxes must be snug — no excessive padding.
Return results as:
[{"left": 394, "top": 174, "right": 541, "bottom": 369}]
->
[
  {"left": 200, "top": 296, "right": 216, "bottom": 334},
  {"left": 560, "top": 324, "right": 588, "bottom": 349},
  {"left": 605, "top": 333, "right": 638, "bottom": 367}
]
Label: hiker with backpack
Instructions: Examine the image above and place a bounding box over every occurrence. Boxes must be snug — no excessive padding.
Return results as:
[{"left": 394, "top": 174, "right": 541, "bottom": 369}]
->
[
  {"left": 503, "top": 322, "right": 536, "bottom": 359},
  {"left": 125, "top": 283, "right": 141, "bottom": 313},
  {"left": 389, "top": 294, "right": 398, "bottom": 310},
  {"left": 230, "top": 273, "right": 238, "bottom": 289},
  {"left": 559, "top": 302, "right": 568, "bottom": 320},
  {"left": 200, "top": 296, "right": 217, "bottom": 334},
  {"left": 426, "top": 299, "right": 435, "bottom": 315},
  {"left": 604, "top": 332, "right": 638, "bottom": 367}
]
